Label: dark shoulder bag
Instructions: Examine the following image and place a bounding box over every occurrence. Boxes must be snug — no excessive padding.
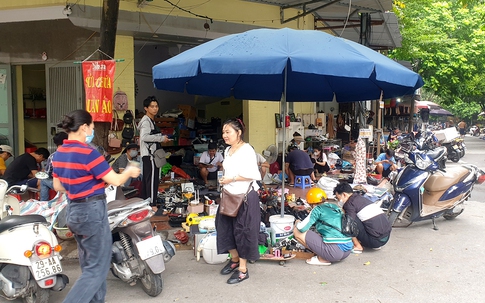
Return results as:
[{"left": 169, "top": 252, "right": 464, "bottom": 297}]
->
[
  {"left": 219, "top": 182, "right": 253, "bottom": 217},
  {"left": 321, "top": 205, "right": 359, "bottom": 237}
]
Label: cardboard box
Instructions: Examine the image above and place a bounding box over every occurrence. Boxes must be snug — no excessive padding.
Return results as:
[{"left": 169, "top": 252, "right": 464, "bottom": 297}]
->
[
  {"left": 434, "top": 128, "right": 459, "bottom": 143},
  {"left": 187, "top": 203, "right": 204, "bottom": 214},
  {"left": 178, "top": 105, "right": 196, "bottom": 120}
]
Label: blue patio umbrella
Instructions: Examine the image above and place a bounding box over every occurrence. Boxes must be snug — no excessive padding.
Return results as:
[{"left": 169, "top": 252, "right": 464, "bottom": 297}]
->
[
  {"left": 153, "top": 28, "right": 423, "bottom": 102},
  {"left": 152, "top": 28, "right": 424, "bottom": 215}
]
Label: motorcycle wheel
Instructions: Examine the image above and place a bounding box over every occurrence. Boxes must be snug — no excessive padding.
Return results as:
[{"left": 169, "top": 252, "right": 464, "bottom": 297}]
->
[
  {"left": 23, "top": 283, "right": 49, "bottom": 303},
  {"left": 450, "top": 152, "right": 460, "bottom": 163},
  {"left": 460, "top": 148, "right": 465, "bottom": 158},
  {"left": 388, "top": 211, "right": 401, "bottom": 227},
  {"left": 443, "top": 207, "right": 464, "bottom": 220},
  {"left": 140, "top": 263, "right": 163, "bottom": 297}
]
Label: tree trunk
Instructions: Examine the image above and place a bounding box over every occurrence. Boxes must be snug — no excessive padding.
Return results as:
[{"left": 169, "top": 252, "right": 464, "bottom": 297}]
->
[{"left": 94, "top": 0, "right": 120, "bottom": 151}]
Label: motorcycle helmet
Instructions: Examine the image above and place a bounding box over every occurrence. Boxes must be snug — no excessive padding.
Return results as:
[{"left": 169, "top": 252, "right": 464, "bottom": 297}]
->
[{"left": 306, "top": 187, "right": 327, "bottom": 204}]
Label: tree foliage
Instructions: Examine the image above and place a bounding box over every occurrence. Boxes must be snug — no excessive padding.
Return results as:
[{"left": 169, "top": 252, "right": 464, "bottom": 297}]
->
[{"left": 390, "top": 0, "right": 485, "bottom": 120}]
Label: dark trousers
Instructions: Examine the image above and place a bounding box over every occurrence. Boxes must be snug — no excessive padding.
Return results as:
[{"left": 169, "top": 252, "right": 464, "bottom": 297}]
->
[
  {"left": 142, "top": 156, "right": 160, "bottom": 206},
  {"left": 63, "top": 198, "right": 111, "bottom": 303},
  {"left": 355, "top": 218, "right": 390, "bottom": 249}
]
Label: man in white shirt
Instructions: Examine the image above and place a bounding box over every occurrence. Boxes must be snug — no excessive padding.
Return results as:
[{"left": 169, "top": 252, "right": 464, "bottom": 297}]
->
[{"left": 199, "top": 142, "right": 223, "bottom": 185}]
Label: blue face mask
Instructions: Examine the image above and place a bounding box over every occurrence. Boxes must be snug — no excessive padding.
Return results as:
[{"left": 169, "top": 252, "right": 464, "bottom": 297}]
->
[{"left": 85, "top": 129, "right": 95, "bottom": 144}]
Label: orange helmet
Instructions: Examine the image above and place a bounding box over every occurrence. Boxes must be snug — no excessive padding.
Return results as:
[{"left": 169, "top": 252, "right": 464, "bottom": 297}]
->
[{"left": 306, "top": 187, "right": 327, "bottom": 204}]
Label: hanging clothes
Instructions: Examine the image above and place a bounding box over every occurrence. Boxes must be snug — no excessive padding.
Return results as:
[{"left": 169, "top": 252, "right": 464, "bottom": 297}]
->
[{"left": 353, "top": 137, "right": 367, "bottom": 184}]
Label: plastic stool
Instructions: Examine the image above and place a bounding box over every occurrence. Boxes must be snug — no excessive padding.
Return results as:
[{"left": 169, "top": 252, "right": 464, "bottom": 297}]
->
[{"left": 294, "top": 175, "right": 312, "bottom": 189}]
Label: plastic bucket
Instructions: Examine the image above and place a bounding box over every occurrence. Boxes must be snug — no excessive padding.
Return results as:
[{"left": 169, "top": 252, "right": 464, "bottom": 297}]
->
[{"left": 269, "top": 215, "right": 295, "bottom": 245}]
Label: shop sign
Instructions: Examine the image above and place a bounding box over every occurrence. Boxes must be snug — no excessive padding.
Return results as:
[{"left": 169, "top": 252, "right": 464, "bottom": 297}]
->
[
  {"left": 82, "top": 60, "right": 116, "bottom": 122},
  {"left": 359, "top": 128, "right": 372, "bottom": 139}
]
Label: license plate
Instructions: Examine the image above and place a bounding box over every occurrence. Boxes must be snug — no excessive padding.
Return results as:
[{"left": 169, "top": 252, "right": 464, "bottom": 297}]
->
[
  {"left": 135, "top": 235, "right": 164, "bottom": 260},
  {"left": 32, "top": 256, "right": 62, "bottom": 280}
]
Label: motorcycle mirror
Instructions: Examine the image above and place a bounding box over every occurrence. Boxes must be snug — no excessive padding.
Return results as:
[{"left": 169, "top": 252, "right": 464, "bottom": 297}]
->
[{"left": 35, "top": 171, "right": 49, "bottom": 180}]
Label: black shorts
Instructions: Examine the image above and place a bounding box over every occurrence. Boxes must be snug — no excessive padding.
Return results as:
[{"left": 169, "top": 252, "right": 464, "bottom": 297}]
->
[
  {"left": 207, "top": 171, "right": 218, "bottom": 180},
  {"left": 292, "top": 168, "right": 314, "bottom": 176}
]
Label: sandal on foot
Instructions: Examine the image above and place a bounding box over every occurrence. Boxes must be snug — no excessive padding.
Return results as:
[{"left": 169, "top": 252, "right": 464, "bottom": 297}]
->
[
  {"left": 220, "top": 260, "right": 239, "bottom": 275},
  {"left": 305, "top": 256, "right": 331, "bottom": 266},
  {"left": 352, "top": 249, "right": 363, "bottom": 254},
  {"left": 227, "top": 269, "right": 249, "bottom": 284}
]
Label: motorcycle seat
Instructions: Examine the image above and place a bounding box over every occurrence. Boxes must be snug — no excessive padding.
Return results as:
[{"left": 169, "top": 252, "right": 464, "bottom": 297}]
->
[
  {"left": 424, "top": 166, "right": 470, "bottom": 192},
  {"left": 107, "top": 197, "right": 146, "bottom": 211},
  {"left": 0, "top": 214, "right": 47, "bottom": 234}
]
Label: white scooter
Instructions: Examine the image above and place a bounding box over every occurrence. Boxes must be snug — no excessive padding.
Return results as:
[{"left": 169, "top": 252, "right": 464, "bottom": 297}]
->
[{"left": 0, "top": 178, "right": 68, "bottom": 303}]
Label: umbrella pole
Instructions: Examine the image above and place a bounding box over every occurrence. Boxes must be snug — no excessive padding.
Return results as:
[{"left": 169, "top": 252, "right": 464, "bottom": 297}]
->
[{"left": 280, "top": 66, "right": 288, "bottom": 218}]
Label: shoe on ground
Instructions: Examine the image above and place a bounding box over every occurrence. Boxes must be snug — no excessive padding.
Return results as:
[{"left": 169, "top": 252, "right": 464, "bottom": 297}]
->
[
  {"left": 227, "top": 269, "right": 249, "bottom": 284},
  {"left": 220, "top": 260, "right": 239, "bottom": 275},
  {"left": 305, "top": 256, "right": 331, "bottom": 266}
]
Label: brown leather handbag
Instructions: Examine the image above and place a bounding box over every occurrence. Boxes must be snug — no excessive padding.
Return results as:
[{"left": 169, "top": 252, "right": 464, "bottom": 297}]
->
[{"left": 219, "top": 182, "right": 253, "bottom": 217}]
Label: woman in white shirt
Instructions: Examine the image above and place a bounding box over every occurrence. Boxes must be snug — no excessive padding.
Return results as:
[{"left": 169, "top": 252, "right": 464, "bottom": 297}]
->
[{"left": 216, "top": 118, "right": 261, "bottom": 284}]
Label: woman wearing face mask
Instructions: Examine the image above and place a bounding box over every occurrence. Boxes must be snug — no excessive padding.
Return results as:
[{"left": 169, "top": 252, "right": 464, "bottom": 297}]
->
[
  {"left": 311, "top": 146, "right": 330, "bottom": 176},
  {"left": 52, "top": 109, "right": 141, "bottom": 303},
  {"left": 111, "top": 143, "right": 141, "bottom": 187}
]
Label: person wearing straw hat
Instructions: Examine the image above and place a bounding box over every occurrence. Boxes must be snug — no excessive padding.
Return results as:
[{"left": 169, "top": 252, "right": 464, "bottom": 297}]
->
[{"left": 0, "top": 145, "right": 13, "bottom": 176}]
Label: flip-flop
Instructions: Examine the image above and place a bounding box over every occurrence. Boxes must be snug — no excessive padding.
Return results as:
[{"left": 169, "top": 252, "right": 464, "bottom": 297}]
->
[
  {"left": 305, "top": 256, "right": 331, "bottom": 266},
  {"left": 352, "top": 249, "right": 363, "bottom": 254},
  {"left": 288, "top": 184, "right": 295, "bottom": 187}
]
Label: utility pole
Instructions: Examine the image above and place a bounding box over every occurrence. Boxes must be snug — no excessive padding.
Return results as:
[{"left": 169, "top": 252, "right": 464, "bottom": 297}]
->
[{"left": 94, "top": 0, "right": 120, "bottom": 151}]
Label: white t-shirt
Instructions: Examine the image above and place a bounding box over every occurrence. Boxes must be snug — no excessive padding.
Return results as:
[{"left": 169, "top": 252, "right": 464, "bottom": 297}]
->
[
  {"left": 255, "top": 153, "right": 267, "bottom": 165},
  {"left": 223, "top": 143, "right": 261, "bottom": 194},
  {"left": 199, "top": 151, "right": 224, "bottom": 173}
]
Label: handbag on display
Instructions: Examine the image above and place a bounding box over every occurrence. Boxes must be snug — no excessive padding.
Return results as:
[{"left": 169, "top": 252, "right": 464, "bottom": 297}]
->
[
  {"left": 219, "top": 182, "right": 253, "bottom": 217},
  {"left": 113, "top": 90, "right": 129, "bottom": 111},
  {"left": 111, "top": 110, "right": 124, "bottom": 131},
  {"left": 108, "top": 116, "right": 122, "bottom": 148}
]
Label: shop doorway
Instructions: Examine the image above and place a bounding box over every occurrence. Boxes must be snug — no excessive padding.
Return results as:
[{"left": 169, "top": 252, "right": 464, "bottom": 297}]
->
[
  {"left": 20, "top": 63, "right": 83, "bottom": 153},
  {"left": 0, "top": 64, "right": 14, "bottom": 161}
]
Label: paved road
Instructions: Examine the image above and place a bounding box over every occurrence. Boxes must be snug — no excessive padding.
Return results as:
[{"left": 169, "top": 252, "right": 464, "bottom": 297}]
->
[
  {"left": 24, "top": 202, "right": 485, "bottom": 303},
  {"left": 2, "top": 135, "right": 485, "bottom": 303}
]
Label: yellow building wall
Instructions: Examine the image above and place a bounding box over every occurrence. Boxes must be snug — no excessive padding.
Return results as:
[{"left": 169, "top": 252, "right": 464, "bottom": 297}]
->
[
  {"left": 113, "top": 35, "right": 134, "bottom": 109},
  {"left": 245, "top": 101, "right": 318, "bottom": 155},
  {"left": 0, "top": 0, "right": 311, "bottom": 30}
]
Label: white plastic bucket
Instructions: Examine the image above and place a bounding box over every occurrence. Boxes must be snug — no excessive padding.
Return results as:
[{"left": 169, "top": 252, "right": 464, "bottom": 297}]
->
[
  {"left": 269, "top": 215, "right": 295, "bottom": 245},
  {"left": 201, "top": 233, "right": 229, "bottom": 264}
]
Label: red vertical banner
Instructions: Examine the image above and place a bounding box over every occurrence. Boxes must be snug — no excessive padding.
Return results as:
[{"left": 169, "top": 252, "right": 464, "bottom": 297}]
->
[{"left": 82, "top": 60, "right": 116, "bottom": 122}]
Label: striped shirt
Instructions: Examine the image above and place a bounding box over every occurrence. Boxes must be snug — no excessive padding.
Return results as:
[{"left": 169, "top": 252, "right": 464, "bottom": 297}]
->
[{"left": 52, "top": 140, "right": 111, "bottom": 200}]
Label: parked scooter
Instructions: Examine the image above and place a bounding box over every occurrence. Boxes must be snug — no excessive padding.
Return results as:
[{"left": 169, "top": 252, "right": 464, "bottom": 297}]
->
[
  {"left": 105, "top": 185, "right": 175, "bottom": 297},
  {"left": 387, "top": 145, "right": 485, "bottom": 230},
  {"left": 442, "top": 137, "right": 465, "bottom": 162},
  {"left": 469, "top": 125, "right": 480, "bottom": 137},
  {"left": 0, "top": 179, "right": 68, "bottom": 303},
  {"left": 413, "top": 130, "right": 448, "bottom": 170}
]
